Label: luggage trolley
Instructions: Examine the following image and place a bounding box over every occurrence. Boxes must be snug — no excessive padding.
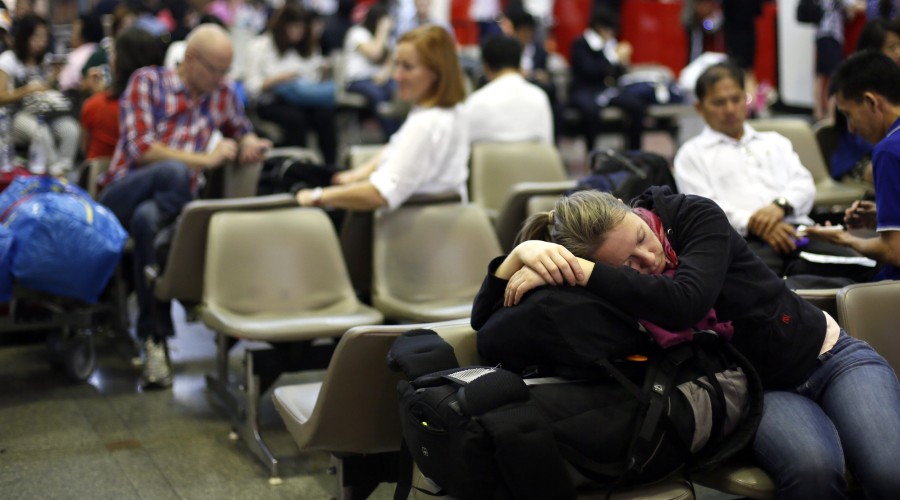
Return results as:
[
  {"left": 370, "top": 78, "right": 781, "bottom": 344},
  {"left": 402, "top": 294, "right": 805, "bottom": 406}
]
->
[{"left": 0, "top": 267, "right": 131, "bottom": 383}]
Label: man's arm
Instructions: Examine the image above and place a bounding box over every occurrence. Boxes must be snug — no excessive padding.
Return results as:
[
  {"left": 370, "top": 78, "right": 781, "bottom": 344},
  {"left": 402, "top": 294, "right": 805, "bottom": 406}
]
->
[
  {"left": 777, "top": 141, "right": 816, "bottom": 218},
  {"left": 139, "top": 141, "right": 236, "bottom": 170},
  {"left": 809, "top": 229, "right": 900, "bottom": 266}
]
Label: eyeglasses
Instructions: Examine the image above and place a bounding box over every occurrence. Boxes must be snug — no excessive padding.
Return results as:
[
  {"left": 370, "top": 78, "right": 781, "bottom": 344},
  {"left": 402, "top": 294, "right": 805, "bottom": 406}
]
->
[{"left": 193, "top": 52, "right": 230, "bottom": 77}]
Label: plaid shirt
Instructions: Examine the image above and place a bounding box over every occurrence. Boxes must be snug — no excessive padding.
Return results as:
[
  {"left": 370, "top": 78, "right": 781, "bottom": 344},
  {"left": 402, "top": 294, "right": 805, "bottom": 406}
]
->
[{"left": 101, "top": 66, "right": 252, "bottom": 187}]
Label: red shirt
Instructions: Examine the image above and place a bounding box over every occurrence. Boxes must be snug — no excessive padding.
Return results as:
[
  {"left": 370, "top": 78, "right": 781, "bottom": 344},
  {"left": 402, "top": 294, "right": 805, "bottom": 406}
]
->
[
  {"left": 80, "top": 91, "right": 119, "bottom": 160},
  {"left": 102, "top": 65, "right": 252, "bottom": 187}
]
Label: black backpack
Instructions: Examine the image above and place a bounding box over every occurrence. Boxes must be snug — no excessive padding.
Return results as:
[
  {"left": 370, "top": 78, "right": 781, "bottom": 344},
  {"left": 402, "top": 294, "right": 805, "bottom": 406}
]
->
[
  {"left": 568, "top": 149, "right": 678, "bottom": 203},
  {"left": 256, "top": 155, "right": 345, "bottom": 196},
  {"left": 387, "top": 286, "right": 763, "bottom": 496},
  {"left": 796, "top": 0, "right": 825, "bottom": 24},
  {"left": 387, "top": 329, "right": 576, "bottom": 500}
]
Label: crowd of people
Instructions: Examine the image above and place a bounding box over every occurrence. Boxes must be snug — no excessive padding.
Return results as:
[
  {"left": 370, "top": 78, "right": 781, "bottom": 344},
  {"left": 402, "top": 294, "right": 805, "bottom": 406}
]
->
[{"left": 0, "top": 1, "right": 898, "bottom": 498}]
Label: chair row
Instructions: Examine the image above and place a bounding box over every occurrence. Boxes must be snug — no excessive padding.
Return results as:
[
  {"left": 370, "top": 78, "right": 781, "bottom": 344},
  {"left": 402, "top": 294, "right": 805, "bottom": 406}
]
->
[
  {"left": 271, "top": 280, "right": 900, "bottom": 498},
  {"left": 147, "top": 191, "right": 502, "bottom": 480},
  {"left": 469, "top": 116, "right": 870, "bottom": 255}
]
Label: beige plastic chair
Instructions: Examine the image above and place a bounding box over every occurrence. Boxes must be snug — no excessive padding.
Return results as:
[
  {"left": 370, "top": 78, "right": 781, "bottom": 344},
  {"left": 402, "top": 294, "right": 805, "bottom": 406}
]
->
[
  {"left": 494, "top": 180, "right": 577, "bottom": 252},
  {"left": 272, "top": 319, "right": 477, "bottom": 499},
  {"left": 469, "top": 142, "right": 569, "bottom": 221},
  {"left": 812, "top": 117, "right": 837, "bottom": 173},
  {"left": 146, "top": 194, "right": 298, "bottom": 318},
  {"left": 748, "top": 118, "right": 866, "bottom": 210},
  {"left": 837, "top": 280, "right": 900, "bottom": 371},
  {"left": 201, "top": 207, "right": 383, "bottom": 480},
  {"left": 77, "top": 157, "right": 112, "bottom": 200},
  {"left": 371, "top": 203, "right": 502, "bottom": 322},
  {"left": 273, "top": 319, "right": 692, "bottom": 499}
]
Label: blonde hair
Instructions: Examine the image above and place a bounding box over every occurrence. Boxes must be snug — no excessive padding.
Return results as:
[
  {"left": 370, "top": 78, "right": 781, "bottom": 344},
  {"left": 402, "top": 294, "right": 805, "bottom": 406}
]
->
[
  {"left": 515, "top": 191, "right": 631, "bottom": 259},
  {"left": 397, "top": 25, "right": 466, "bottom": 107}
]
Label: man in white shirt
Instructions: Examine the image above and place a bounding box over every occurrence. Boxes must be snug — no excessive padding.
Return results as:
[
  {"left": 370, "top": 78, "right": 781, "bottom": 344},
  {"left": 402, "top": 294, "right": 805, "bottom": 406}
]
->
[
  {"left": 466, "top": 34, "right": 554, "bottom": 144},
  {"left": 674, "top": 61, "right": 869, "bottom": 279}
]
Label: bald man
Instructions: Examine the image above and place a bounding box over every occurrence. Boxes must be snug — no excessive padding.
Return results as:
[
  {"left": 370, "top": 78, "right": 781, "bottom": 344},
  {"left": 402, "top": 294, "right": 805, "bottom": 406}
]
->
[{"left": 99, "top": 24, "right": 272, "bottom": 388}]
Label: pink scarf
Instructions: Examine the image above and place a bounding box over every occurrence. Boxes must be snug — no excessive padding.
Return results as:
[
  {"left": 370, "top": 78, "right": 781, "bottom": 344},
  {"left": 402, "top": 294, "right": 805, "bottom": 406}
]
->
[{"left": 632, "top": 208, "right": 734, "bottom": 348}]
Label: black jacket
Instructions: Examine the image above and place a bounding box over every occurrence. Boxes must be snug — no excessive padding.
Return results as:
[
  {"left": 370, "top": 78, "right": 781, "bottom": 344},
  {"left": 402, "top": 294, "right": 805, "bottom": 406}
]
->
[
  {"left": 472, "top": 187, "right": 826, "bottom": 389},
  {"left": 569, "top": 35, "right": 625, "bottom": 95}
]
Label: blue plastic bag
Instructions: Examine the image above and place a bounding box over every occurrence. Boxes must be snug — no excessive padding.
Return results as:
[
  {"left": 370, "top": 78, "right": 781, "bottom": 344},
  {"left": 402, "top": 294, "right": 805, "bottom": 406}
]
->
[
  {"left": 0, "top": 176, "right": 128, "bottom": 303},
  {"left": 0, "top": 226, "right": 13, "bottom": 303}
]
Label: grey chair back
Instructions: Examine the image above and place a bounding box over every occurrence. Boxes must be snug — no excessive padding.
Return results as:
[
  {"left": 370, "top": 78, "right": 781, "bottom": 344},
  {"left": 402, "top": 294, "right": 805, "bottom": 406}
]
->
[
  {"left": 748, "top": 118, "right": 866, "bottom": 208},
  {"left": 372, "top": 203, "right": 502, "bottom": 322},
  {"left": 469, "top": 142, "right": 568, "bottom": 220},
  {"left": 837, "top": 280, "right": 900, "bottom": 372}
]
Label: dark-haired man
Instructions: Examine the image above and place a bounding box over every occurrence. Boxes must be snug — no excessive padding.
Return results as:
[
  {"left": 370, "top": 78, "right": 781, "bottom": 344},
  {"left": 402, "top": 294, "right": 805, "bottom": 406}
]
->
[
  {"left": 809, "top": 50, "right": 900, "bottom": 281},
  {"left": 466, "top": 34, "right": 553, "bottom": 144}
]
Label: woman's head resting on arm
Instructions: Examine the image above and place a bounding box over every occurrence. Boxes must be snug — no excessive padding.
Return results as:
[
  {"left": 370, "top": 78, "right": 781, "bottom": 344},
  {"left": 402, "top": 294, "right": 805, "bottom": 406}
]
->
[
  {"left": 516, "top": 190, "right": 668, "bottom": 275},
  {"left": 394, "top": 25, "right": 465, "bottom": 107}
]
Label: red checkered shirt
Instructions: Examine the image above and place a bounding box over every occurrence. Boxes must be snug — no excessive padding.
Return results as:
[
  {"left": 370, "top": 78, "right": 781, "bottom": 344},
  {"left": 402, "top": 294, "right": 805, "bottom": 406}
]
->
[{"left": 101, "top": 66, "right": 252, "bottom": 187}]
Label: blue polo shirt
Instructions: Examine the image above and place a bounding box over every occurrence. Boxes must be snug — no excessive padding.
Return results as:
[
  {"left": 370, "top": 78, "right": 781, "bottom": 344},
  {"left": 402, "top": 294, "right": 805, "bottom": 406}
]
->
[{"left": 872, "top": 117, "right": 900, "bottom": 280}]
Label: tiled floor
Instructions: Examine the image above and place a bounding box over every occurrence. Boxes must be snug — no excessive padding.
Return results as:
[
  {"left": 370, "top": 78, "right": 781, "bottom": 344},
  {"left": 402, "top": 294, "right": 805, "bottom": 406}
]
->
[
  {"left": 0, "top": 301, "right": 354, "bottom": 499},
  {"left": 0, "top": 127, "right": 743, "bottom": 500}
]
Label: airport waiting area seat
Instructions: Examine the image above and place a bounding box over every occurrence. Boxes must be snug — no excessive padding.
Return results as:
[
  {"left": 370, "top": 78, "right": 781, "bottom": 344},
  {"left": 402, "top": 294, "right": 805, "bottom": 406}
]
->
[
  {"left": 469, "top": 141, "right": 569, "bottom": 222},
  {"left": 837, "top": 280, "right": 900, "bottom": 372},
  {"left": 748, "top": 118, "right": 867, "bottom": 211},
  {"left": 494, "top": 180, "right": 576, "bottom": 252},
  {"left": 273, "top": 319, "right": 694, "bottom": 499},
  {"left": 371, "top": 202, "right": 501, "bottom": 323},
  {"left": 145, "top": 194, "right": 299, "bottom": 319},
  {"left": 201, "top": 207, "right": 383, "bottom": 481}
]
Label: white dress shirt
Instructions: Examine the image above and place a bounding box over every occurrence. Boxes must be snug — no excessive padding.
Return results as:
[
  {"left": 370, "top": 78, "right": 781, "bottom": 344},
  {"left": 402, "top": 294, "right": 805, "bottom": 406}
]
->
[
  {"left": 466, "top": 72, "right": 553, "bottom": 145},
  {"left": 369, "top": 104, "right": 470, "bottom": 209},
  {"left": 673, "top": 123, "right": 816, "bottom": 236}
]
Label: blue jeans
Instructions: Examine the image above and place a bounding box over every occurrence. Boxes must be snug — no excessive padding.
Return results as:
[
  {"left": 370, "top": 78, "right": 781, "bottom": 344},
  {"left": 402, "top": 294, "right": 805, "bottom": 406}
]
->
[
  {"left": 752, "top": 332, "right": 900, "bottom": 499},
  {"left": 99, "top": 161, "right": 193, "bottom": 342},
  {"left": 274, "top": 80, "right": 336, "bottom": 108}
]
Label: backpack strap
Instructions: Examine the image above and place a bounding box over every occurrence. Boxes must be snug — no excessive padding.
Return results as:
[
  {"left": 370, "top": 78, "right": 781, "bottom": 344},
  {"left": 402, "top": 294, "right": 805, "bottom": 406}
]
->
[{"left": 628, "top": 344, "right": 693, "bottom": 475}]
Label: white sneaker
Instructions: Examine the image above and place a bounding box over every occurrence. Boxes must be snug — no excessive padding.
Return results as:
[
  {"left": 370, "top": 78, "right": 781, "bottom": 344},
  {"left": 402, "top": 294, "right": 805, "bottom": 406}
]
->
[{"left": 142, "top": 338, "right": 172, "bottom": 388}]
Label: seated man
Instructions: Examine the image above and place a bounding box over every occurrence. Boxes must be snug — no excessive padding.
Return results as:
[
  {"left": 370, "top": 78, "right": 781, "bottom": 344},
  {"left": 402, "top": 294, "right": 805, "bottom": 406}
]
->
[
  {"left": 674, "top": 61, "right": 873, "bottom": 280},
  {"left": 466, "top": 34, "right": 554, "bottom": 145},
  {"left": 98, "top": 24, "right": 271, "bottom": 388}
]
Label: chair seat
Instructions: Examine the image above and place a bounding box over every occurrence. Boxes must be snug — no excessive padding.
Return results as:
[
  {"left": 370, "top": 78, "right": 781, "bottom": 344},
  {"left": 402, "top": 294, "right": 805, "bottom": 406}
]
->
[
  {"left": 814, "top": 178, "right": 867, "bottom": 207},
  {"left": 692, "top": 461, "right": 775, "bottom": 499},
  {"left": 273, "top": 382, "right": 321, "bottom": 443},
  {"left": 202, "top": 302, "right": 383, "bottom": 341},
  {"left": 372, "top": 296, "right": 473, "bottom": 324}
]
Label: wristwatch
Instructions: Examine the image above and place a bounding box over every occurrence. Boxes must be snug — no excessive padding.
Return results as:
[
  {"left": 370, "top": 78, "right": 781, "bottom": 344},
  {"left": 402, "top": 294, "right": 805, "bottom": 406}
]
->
[
  {"left": 773, "top": 197, "right": 794, "bottom": 216},
  {"left": 311, "top": 187, "right": 324, "bottom": 207}
]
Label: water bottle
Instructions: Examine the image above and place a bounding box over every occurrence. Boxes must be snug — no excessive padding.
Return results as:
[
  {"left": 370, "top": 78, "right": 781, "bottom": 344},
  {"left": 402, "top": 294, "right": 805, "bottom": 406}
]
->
[
  {"left": 28, "top": 114, "right": 50, "bottom": 175},
  {"left": 0, "top": 110, "right": 12, "bottom": 173}
]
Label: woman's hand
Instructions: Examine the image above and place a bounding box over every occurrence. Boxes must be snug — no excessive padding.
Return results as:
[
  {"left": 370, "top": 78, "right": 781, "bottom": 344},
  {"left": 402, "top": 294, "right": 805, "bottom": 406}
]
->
[
  {"left": 497, "top": 240, "right": 584, "bottom": 285},
  {"left": 505, "top": 266, "right": 550, "bottom": 307}
]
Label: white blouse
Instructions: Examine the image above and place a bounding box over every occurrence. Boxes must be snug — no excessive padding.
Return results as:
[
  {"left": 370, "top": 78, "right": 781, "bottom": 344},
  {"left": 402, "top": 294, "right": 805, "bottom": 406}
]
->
[{"left": 370, "top": 104, "right": 470, "bottom": 209}]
